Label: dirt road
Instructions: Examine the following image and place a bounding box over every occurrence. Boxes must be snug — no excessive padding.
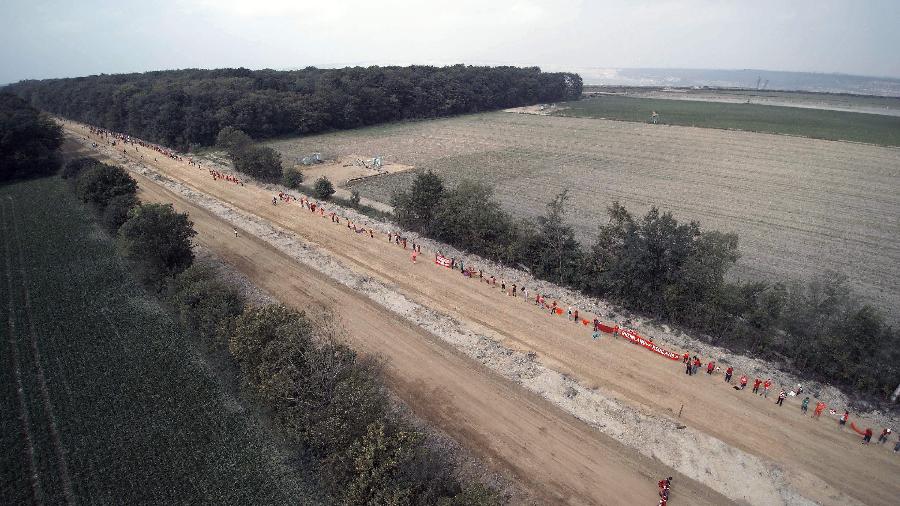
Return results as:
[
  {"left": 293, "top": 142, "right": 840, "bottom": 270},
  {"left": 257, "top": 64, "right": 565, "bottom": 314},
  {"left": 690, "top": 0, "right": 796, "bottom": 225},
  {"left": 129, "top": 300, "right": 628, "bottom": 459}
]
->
[
  {"left": 65, "top": 123, "right": 900, "bottom": 505},
  {"left": 62, "top": 135, "right": 728, "bottom": 505}
]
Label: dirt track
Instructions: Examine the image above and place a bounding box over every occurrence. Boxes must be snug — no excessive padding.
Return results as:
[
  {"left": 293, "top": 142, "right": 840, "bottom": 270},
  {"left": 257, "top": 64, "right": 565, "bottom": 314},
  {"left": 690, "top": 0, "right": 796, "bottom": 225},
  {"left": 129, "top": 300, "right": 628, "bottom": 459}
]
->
[{"left": 64, "top": 124, "right": 900, "bottom": 505}]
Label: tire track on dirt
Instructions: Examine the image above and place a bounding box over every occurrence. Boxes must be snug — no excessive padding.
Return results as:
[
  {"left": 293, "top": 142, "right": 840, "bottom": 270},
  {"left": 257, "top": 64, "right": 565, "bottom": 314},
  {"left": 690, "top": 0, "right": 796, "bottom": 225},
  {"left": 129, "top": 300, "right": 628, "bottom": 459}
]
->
[
  {"left": 7, "top": 196, "right": 76, "bottom": 505},
  {"left": 1, "top": 199, "right": 44, "bottom": 505}
]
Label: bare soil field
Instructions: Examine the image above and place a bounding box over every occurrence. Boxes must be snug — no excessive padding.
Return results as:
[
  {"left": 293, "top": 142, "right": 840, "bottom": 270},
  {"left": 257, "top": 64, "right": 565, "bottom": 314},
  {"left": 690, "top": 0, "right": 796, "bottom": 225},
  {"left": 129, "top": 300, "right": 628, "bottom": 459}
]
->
[
  {"left": 267, "top": 112, "right": 900, "bottom": 321},
  {"left": 67, "top": 121, "right": 900, "bottom": 505},
  {"left": 295, "top": 155, "right": 414, "bottom": 187}
]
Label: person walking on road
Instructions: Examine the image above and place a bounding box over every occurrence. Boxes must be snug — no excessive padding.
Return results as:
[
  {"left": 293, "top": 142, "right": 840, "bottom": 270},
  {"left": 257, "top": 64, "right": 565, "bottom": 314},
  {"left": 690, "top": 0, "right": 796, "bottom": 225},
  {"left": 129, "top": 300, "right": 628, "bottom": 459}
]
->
[
  {"left": 801, "top": 396, "right": 810, "bottom": 415},
  {"left": 739, "top": 375, "right": 748, "bottom": 390},
  {"left": 776, "top": 390, "right": 786, "bottom": 406},
  {"left": 752, "top": 378, "right": 762, "bottom": 394},
  {"left": 724, "top": 366, "right": 733, "bottom": 383},
  {"left": 878, "top": 428, "right": 892, "bottom": 444},
  {"left": 763, "top": 379, "right": 772, "bottom": 398},
  {"left": 706, "top": 361, "right": 715, "bottom": 375},
  {"left": 862, "top": 428, "right": 873, "bottom": 444},
  {"left": 814, "top": 402, "right": 826, "bottom": 419},
  {"left": 839, "top": 410, "right": 849, "bottom": 429}
]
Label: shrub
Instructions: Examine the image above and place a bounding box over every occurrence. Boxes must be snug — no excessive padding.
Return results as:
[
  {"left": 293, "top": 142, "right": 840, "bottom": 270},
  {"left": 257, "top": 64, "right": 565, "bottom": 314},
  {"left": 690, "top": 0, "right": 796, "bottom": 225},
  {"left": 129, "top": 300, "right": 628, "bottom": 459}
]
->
[
  {"left": 62, "top": 157, "right": 98, "bottom": 180},
  {"left": 100, "top": 193, "right": 139, "bottom": 232},
  {"left": 235, "top": 145, "right": 283, "bottom": 182},
  {"left": 75, "top": 163, "right": 137, "bottom": 209},
  {"left": 350, "top": 189, "right": 361, "bottom": 207},
  {"left": 281, "top": 167, "right": 304, "bottom": 189},
  {"left": 117, "top": 203, "right": 196, "bottom": 285},
  {"left": 313, "top": 176, "right": 335, "bottom": 200},
  {"left": 170, "top": 264, "right": 245, "bottom": 345}
]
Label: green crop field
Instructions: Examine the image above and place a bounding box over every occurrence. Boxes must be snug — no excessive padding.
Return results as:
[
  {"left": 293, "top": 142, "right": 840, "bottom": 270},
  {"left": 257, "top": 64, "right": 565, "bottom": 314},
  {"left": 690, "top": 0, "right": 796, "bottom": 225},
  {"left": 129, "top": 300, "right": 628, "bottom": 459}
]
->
[
  {"left": 555, "top": 95, "right": 900, "bottom": 146},
  {"left": 0, "top": 177, "right": 315, "bottom": 504}
]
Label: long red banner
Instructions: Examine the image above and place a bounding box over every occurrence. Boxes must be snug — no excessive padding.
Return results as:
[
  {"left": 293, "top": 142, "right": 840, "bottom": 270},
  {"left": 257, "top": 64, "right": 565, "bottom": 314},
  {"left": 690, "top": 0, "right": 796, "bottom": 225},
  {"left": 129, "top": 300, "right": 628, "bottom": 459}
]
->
[
  {"left": 435, "top": 254, "right": 453, "bottom": 268},
  {"left": 617, "top": 328, "right": 681, "bottom": 361}
]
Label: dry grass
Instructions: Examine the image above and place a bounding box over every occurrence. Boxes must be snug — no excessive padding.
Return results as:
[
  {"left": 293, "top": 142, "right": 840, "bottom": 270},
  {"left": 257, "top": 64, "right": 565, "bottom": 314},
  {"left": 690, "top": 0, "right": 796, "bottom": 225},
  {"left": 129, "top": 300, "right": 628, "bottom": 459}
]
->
[{"left": 266, "top": 112, "right": 900, "bottom": 319}]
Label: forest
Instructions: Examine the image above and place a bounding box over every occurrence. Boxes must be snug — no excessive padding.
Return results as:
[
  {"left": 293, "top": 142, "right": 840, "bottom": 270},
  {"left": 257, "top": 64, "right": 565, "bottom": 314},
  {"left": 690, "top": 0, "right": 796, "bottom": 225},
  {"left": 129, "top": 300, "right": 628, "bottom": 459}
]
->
[{"left": 5, "top": 66, "right": 582, "bottom": 149}]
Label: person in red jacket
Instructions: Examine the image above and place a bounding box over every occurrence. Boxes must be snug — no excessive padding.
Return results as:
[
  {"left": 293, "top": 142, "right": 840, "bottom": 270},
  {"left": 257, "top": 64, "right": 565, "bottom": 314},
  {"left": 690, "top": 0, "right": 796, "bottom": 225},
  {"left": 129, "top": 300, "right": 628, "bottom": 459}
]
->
[
  {"left": 752, "top": 378, "right": 762, "bottom": 394},
  {"left": 706, "top": 361, "right": 715, "bottom": 374},
  {"left": 739, "top": 374, "right": 748, "bottom": 389},
  {"left": 862, "top": 428, "right": 873, "bottom": 444},
  {"left": 692, "top": 357, "right": 701, "bottom": 375},
  {"left": 763, "top": 379, "right": 772, "bottom": 398},
  {"left": 724, "top": 367, "right": 734, "bottom": 383},
  {"left": 683, "top": 352, "right": 689, "bottom": 364}
]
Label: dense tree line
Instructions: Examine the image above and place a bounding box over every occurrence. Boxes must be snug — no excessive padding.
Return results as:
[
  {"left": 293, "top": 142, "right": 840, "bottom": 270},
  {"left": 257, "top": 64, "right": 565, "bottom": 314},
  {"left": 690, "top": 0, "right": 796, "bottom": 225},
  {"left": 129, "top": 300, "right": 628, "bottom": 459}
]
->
[
  {"left": 0, "top": 92, "right": 62, "bottom": 181},
  {"left": 6, "top": 66, "right": 582, "bottom": 149},
  {"left": 65, "top": 157, "right": 196, "bottom": 286},
  {"left": 393, "top": 172, "right": 900, "bottom": 399}
]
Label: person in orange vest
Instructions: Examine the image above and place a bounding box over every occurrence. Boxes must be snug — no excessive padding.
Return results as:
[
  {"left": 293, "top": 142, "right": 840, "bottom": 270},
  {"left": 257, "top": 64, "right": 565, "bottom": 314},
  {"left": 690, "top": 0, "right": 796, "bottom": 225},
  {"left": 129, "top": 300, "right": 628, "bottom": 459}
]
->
[
  {"left": 813, "top": 402, "right": 826, "bottom": 418},
  {"left": 752, "top": 378, "right": 762, "bottom": 394},
  {"left": 724, "top": 366, "right": 733, "bottom": 383}
]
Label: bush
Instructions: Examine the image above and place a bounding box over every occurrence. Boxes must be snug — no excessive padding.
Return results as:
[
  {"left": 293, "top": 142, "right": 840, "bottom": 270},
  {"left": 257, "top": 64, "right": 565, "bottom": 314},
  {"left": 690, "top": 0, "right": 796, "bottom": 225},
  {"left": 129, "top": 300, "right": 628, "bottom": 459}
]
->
[
  {"left": 117, "top": 203, "right": 196, "bottom": 285},
  {"left": 100, "top": 193, "right": 139, "bottom": 232},
  {"left": 234, "top": 146, "right": 283, "bottom": 182},
  {"left": 281, "top": 167, "right": 304, "bottom": 189},
  {"left": 75, "top": 163, "right": 137, "bottom": 209},
  {"left": 313, "top": 176, "right": 335, "bottom": 200},
  {"left": 62, "top": 157, "right": 98, "bottom": 180},
  {"left": 227, "top": 305, "right": 499, "bottom": 505},
  {"left": 170, "top": 264, "right": 245, "bottom": 345},
  {"left": 350, "top": 189, "right": 361, "bottom": 207}
]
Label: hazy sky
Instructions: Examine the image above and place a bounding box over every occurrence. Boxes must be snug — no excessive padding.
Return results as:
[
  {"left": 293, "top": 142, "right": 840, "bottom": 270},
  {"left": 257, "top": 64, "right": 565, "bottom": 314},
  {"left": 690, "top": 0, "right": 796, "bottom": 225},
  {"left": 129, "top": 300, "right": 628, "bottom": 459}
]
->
[{"left": 2, "top": 0, "right": 899, "bottom": 84}]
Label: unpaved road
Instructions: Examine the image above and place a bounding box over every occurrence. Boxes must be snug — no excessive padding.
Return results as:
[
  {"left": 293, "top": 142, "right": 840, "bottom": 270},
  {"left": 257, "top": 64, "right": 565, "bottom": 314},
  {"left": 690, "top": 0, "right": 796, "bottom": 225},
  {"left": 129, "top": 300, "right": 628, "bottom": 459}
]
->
[
  {"left": 62, "top": 135, "right": 727, "bottom": 505},
  {"left": 65, "top": 124, "right": 900, "bottom": 505}
]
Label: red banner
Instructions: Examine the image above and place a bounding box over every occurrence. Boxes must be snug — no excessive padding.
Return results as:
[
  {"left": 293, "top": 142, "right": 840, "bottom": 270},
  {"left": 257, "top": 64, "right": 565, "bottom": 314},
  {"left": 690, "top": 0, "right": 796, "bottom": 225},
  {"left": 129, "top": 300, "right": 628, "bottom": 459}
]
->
[
  {"left": 849, "top": 421, "right": 867, "bottom": 436},
  {"left": 598, "top": 323, "right": 617, "bottom": 334},
  {"left": 435, "top": 254, "right": 452, "bottom": 268},
  {"left": 618, "top": 328, "right": 681, "bottom": 361}
]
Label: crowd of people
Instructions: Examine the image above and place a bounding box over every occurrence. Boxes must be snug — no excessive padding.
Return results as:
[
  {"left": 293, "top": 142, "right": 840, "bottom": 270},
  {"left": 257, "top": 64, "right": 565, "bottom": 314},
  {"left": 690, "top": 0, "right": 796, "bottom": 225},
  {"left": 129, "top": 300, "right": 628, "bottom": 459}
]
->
[
  {"left": 211, "top": 169, "right": 243, "bottom": 185},
  {"left": 87, "top": 125, "right": 183, "bottom": 162}
]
